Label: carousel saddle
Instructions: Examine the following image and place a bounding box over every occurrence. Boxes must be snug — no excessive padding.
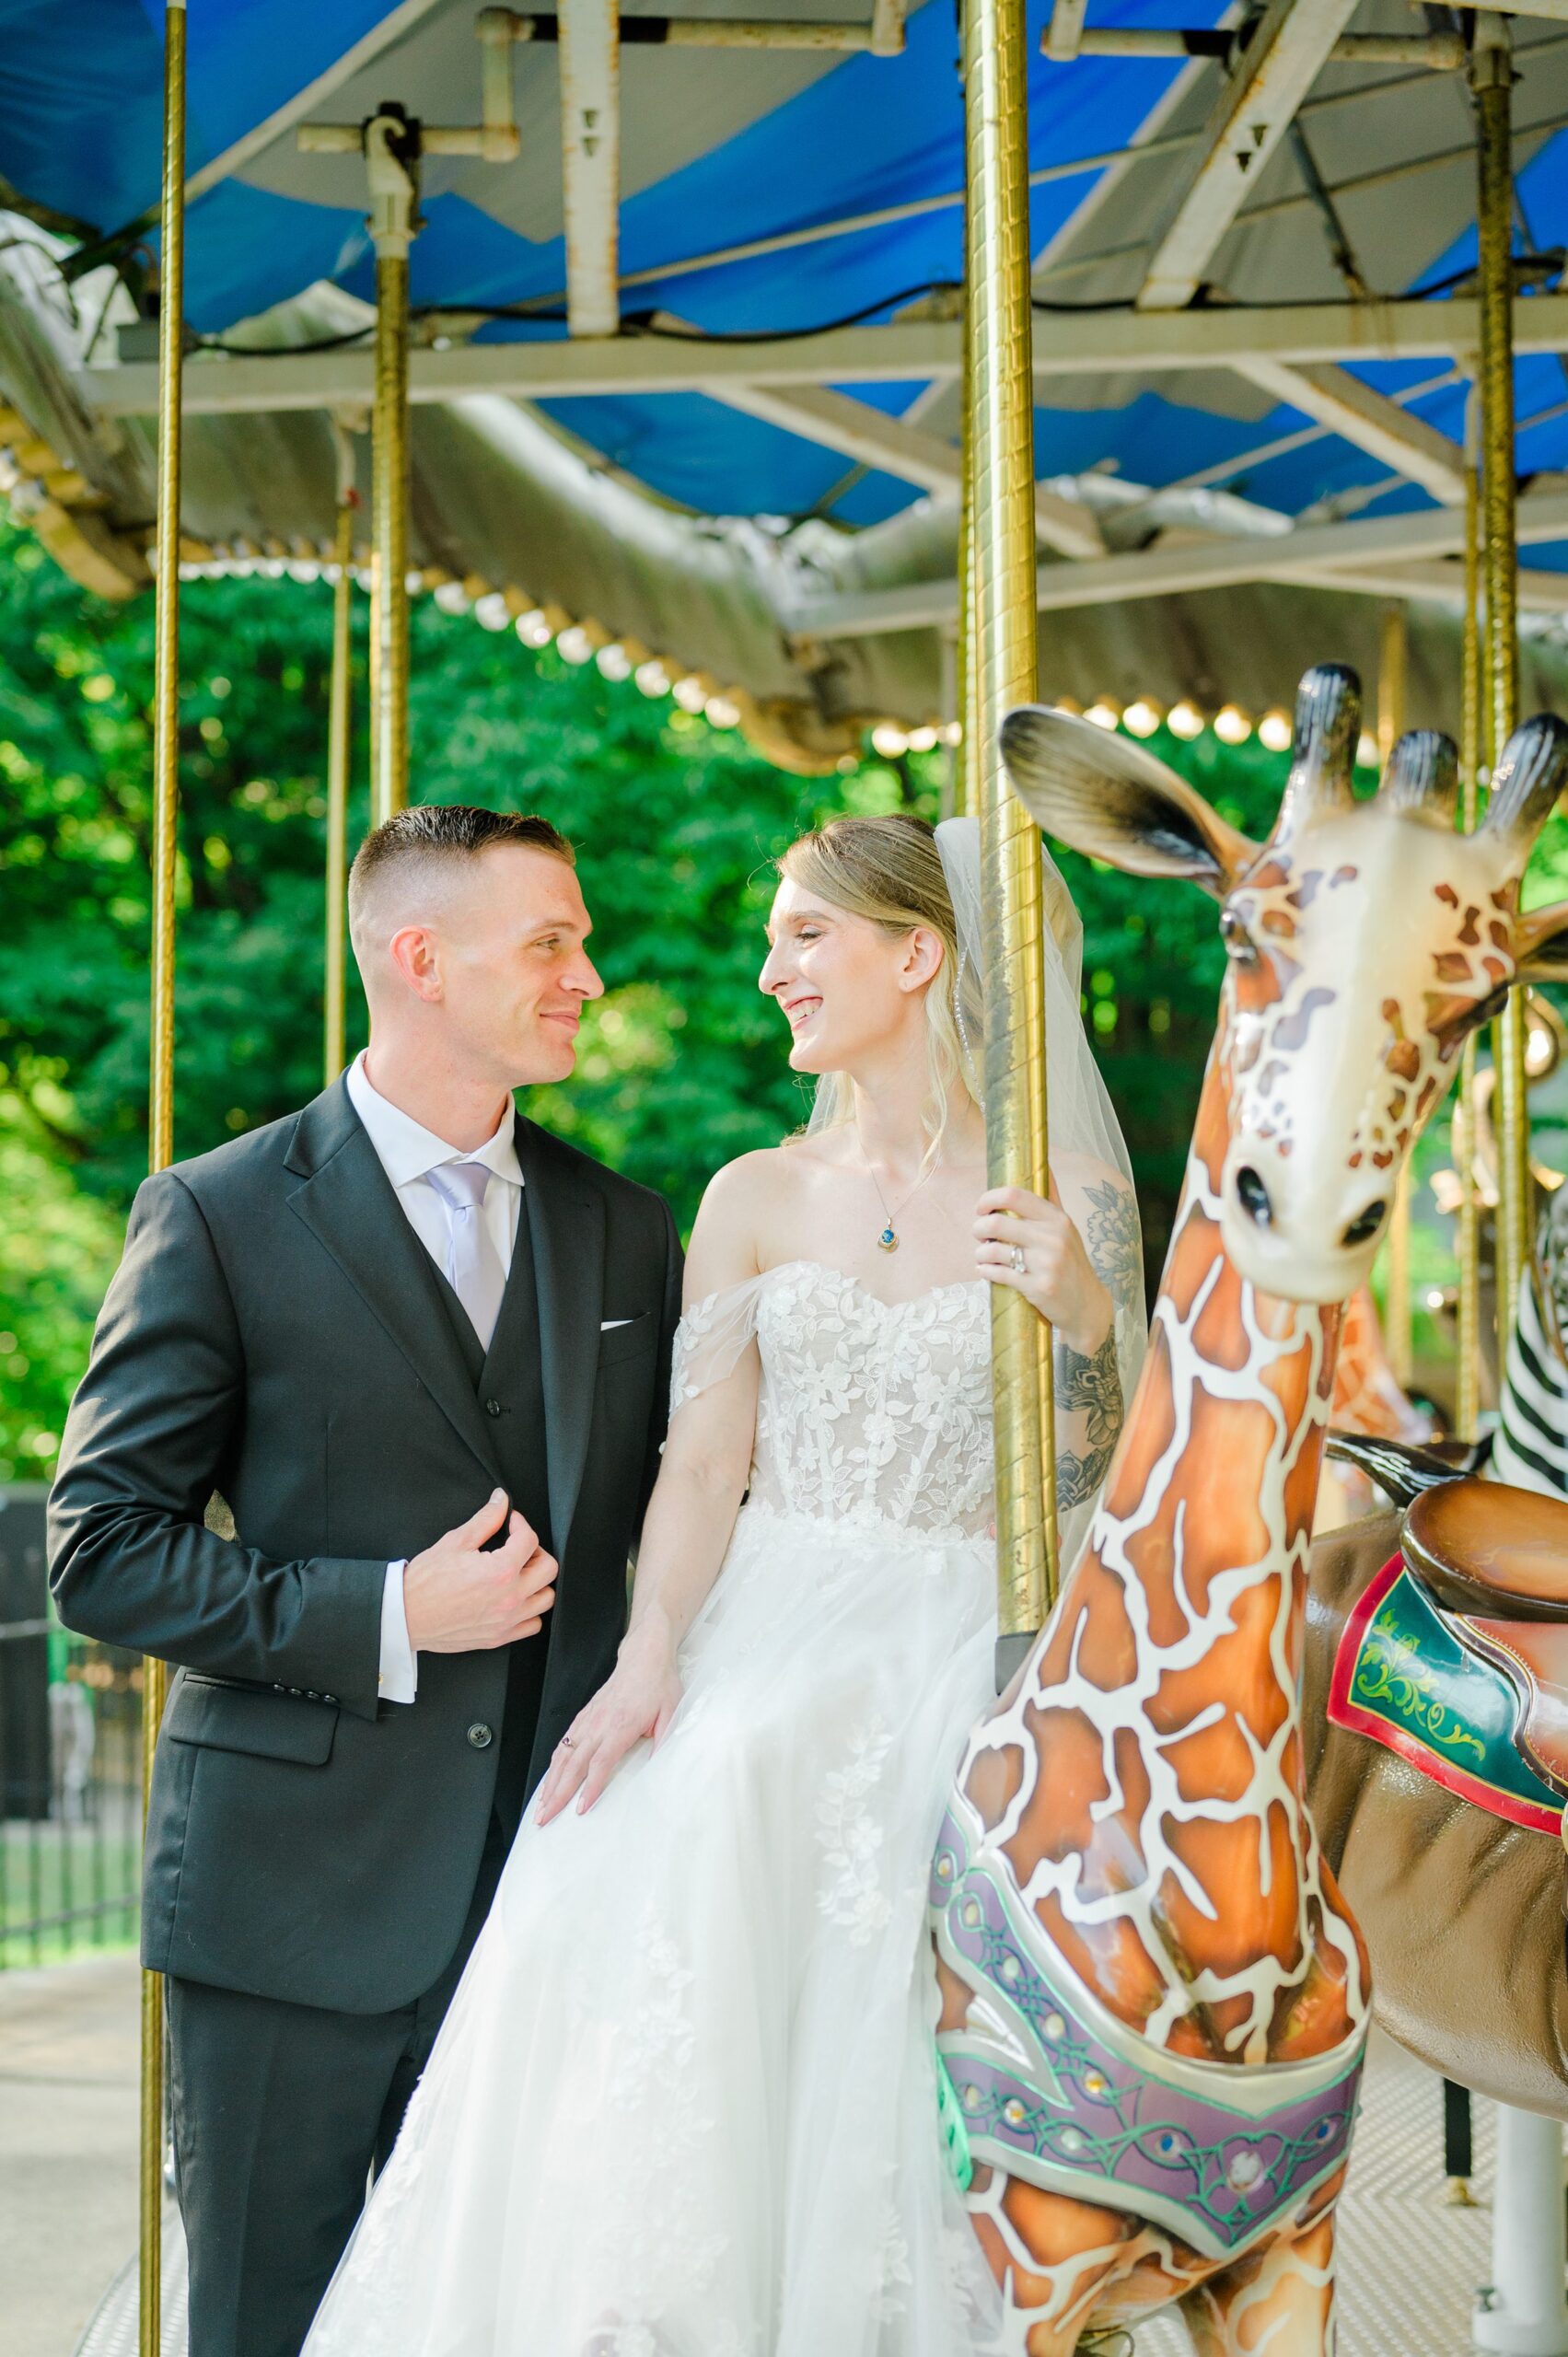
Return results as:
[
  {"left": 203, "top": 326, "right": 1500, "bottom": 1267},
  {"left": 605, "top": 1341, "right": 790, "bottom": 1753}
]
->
[
  {"left": 1327, "top": 1471, "right": 1568, "bottom": 1834},
  {"left": 1405, "top": 1477, "right": 1568, "bottom": 1624}
]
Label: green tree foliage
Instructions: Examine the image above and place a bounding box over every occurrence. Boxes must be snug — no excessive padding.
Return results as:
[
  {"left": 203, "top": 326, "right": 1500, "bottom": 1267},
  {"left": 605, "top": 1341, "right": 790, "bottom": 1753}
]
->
[
  {"left": 13, "top": 505, "right": 1481, "bottom": 1478},
  {"left": 0, "top": 519, "right": 931, "bottom": 1471}
]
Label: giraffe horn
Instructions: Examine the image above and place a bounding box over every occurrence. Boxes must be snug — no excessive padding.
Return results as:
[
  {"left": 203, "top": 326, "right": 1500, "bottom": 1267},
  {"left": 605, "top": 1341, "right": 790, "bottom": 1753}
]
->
[
  {"left": 1481, "top": 714, "right": 1568, "bottom": 856},
  {"left": 1383, "top": 729, "right": 1458, "bottom": 819},
  {"left": 1272, "top": 664, "right": 1361, "bottom": 838}
]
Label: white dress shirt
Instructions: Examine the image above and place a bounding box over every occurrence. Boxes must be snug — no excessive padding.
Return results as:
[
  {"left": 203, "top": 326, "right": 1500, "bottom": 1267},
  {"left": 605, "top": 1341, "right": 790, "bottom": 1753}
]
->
[{"left": 346, "top": 1052, "right": 523, "bottom": 1705}]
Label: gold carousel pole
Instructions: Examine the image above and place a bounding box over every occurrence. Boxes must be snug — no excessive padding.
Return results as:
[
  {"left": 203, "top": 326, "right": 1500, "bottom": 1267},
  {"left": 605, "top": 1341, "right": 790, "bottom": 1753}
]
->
[
  {"left": 962, "top": 0, "right": 1057, "bottom": 1657},
  {"left": 1456, "top": 399, "right": 1484, "bottom": 1442},
  {"left": 1377, "top": 605, "right": 1413, "bottom": 1391},
  {"left": 366, "top": 115, "right": 417, "bottom": 824},
  {"left": 1475, "top": 11, "right": 1529, "bottom": 1343},
  {"left": 324, "top": 428, "right": 357, "bottom": 1085},
  {"left": 143, "top": 4, "right": 186, "bottom": 2346},
  {"left": 953, "top": 298, "right": 975, "bottom": 822}
]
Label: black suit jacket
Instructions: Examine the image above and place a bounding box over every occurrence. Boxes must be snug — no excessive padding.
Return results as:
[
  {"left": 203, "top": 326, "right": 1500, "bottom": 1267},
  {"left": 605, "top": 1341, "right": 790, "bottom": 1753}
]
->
[{"left": 47, "top": 1079, "right": 681, "bottom": 2014}]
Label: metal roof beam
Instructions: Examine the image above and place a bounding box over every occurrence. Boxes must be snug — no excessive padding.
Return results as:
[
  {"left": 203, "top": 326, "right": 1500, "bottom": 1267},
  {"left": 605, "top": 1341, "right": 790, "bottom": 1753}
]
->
[
  {"left": 86, "top": 293, "right": 1568, "bottom": 412},
  {"left": 1299, "top": 558, "right": 1568, "bottom": 610},
  {"left": 1063, "top": 26, "right": 1464, "bottom": 66},
  {"left": 786, "top": 484, "right": 1568, "bottom": 635},
  {"left": 708, "top": 381, "right": 1105, "bottom": 555},
  {"left": 1044, "top": 0, "right": 1090, "bottom": 60},
  {"left": 1230, "top": 356, "right": 1470, "bottom": 504},
  {"left": 185, "top": 0, "right": 452, "bottom": 202},
  {"left": 1138, "top": 0, "right": 1364, "bottom": 311},
  {"left": 868, "top": 0, "right": 910, "bottom": 55},
  {"left": 560, "top": 0, "right": 621, "bottom": 338}
]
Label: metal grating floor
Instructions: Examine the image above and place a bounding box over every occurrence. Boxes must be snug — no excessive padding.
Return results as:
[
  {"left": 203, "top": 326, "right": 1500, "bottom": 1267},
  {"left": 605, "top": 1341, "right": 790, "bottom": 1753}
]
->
[{"left": 73, "top": 2029, "right": 1541, "bottom": 2356}]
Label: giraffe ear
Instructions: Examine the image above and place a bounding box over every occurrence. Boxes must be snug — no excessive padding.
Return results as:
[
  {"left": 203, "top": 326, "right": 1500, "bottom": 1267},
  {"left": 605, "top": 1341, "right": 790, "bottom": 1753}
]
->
[
  {"left": 1515, "top": 900, "right": 1568, "bottom": 983},
  {"left": 998, "top": 705, "right": 1257, "bottom": 900}
]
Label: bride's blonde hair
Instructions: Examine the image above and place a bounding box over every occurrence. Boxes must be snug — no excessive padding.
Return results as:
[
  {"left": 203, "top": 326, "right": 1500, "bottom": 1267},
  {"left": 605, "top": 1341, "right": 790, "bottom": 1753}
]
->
[{"left": 775, "top": 814, "right": 983, "bottom": 1151}]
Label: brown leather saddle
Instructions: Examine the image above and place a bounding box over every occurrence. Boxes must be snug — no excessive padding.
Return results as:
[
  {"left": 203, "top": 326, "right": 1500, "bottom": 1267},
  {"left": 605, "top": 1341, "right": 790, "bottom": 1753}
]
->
[{"left": 1402, "top": 1477, "right": 1568, "bottom": 1803}]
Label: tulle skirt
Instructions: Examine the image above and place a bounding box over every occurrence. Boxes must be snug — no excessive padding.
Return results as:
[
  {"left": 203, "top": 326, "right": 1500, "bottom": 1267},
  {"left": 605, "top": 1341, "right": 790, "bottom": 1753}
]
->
[{"left": 303, "top": 1502, "right": 1004, "bottom": 2355}]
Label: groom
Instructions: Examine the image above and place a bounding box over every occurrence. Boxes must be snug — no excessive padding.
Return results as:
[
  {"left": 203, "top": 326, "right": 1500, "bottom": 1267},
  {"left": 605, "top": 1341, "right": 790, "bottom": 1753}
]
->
[{"left": 48, "top": 805, "right": 682, "bottom": 2357}]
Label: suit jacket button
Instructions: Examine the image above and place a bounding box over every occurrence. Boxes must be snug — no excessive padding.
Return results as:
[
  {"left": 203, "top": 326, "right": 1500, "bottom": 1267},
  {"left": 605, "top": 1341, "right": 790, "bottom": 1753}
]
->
[
  {"left": 485, "top": 1398, "right": 503, "bottom": 1418},
  {"left": 467, "top": 1722, "right": 494, "bottom": 1749}
]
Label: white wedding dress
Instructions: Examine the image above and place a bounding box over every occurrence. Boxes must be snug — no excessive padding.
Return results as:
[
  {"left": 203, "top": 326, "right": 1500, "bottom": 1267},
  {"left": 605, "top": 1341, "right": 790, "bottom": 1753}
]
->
[{"left": 304, "top": 1259, "right": 1006, "bottom": 2357}]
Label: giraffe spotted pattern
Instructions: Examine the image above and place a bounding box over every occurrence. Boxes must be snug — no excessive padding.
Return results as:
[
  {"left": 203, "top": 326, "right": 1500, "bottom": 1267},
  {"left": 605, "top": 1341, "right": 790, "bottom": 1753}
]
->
[{"left": 939, "top": 668, "right": 1568, "bottom": 2351}]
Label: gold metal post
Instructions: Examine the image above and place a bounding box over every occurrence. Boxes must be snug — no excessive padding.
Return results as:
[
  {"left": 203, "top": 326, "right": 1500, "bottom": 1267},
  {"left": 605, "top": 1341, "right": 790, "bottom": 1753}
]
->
[
  {"left": 1377, "top": 604, "right": 1413, "bottom": 1390},
  {"left": 143, "top": 6, "right": 186, "bottom": 2345},
  {"left": 324, "top": 469, "right": 356, "bottom": 1083},
  {"left": 1456, "top": 405, "right": 1483, "bottom": 1441},
  {"left": 962, "top": 0, "right": 1058, "bottom": 1632},
  {"left": 371, "top": 248, "right": 411, "bottom": 823},
  {"left": 1475, "top": 13, "right": 1529, "bottom": 1342},
  {"left": 953, "top": 284, "right": 975, "bottom": 822},
  {"left": 366, "top": 116, "right": 418, "bottom": 825}
]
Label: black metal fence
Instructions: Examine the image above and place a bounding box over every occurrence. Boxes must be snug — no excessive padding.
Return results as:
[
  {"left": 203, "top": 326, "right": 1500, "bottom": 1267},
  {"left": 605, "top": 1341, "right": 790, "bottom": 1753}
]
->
[{"left": 0, "top": 1485, "right": 142, "bottom": 1968}]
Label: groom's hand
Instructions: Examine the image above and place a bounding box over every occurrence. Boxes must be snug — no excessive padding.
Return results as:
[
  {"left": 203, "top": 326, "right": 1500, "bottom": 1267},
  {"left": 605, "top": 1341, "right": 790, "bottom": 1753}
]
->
[{"left": 402, "top": 1489, "right": 557, "bottom": 1655}]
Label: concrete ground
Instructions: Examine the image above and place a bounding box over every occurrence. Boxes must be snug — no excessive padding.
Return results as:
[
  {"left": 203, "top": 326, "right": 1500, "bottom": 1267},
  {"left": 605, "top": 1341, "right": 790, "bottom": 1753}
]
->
[
  {"left": 0, "top": 1952, "right": 138, "bottom": 2357},
  {"left": 0, "top": 1954, "right": 1553, "bottom": 2357}
]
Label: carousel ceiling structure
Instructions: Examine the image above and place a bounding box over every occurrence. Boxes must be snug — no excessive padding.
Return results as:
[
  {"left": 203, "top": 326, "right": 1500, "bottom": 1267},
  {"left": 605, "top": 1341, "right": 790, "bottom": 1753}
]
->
[{"left": 3, "top": 0, "right": 1568, "bottom": 764}]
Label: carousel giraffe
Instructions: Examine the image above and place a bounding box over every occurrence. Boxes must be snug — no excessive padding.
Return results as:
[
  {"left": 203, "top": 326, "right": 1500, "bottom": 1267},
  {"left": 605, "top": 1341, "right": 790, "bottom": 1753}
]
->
[
  {"left": 1317, "top": 1285, "right": 1434, "bottom": 1529},
  {"left": 930, "top": 665, "right": 1568, "bottom": 2354}
]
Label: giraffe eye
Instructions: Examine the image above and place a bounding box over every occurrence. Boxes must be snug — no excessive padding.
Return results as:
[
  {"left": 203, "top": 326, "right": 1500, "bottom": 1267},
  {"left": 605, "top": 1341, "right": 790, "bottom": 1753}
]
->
[{"left": 1220, "top": 910, "right": 1259, "bottom": 967}]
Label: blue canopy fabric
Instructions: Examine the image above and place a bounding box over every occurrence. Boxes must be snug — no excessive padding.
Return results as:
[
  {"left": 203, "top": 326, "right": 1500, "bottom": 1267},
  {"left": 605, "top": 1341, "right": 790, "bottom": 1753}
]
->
[
  {"left": 1, "top": 0, "right": 1567, "bottom": 759},
  {"left": 7, "top": 0, "right": 1557, "bottom": 531}
]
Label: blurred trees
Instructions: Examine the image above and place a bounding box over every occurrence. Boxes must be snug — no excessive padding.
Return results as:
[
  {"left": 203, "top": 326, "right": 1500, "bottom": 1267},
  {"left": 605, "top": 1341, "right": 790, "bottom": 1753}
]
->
[{"left": 0, "top": 508, "right": 1376, "bottom": 1479}]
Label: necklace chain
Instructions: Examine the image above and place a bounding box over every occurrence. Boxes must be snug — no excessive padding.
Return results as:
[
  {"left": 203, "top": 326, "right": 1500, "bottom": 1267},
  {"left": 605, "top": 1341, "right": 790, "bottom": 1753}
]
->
[{"left": 856, "top": 1127, "right": 936, "bottom": 1254}]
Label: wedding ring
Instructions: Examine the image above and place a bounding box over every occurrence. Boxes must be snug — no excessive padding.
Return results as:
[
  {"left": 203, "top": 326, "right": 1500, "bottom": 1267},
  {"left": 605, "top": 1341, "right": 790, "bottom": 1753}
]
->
[{"left": 1010, "top": 1246, "right": 1027, "bottom": 1275}]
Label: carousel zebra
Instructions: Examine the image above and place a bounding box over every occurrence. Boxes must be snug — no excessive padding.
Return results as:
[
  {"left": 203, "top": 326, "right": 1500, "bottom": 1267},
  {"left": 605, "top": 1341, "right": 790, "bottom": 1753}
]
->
[{"left": 1493, "top": 1182, "right": 1568, "bottom": 1496}]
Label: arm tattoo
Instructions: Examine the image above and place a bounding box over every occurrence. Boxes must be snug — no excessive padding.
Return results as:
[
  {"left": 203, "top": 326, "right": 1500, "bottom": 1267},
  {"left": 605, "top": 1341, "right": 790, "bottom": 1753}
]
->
[
  {"left": 1082, "top": 1176, "right": 1142, "bottom": 1308},
  {"left": 1053, "top": 1325, "right": 1122, "bottom": 1510}
]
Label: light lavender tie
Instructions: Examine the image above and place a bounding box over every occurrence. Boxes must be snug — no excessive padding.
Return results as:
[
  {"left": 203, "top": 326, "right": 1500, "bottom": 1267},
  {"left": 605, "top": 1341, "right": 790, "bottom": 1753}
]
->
[{"left": 426, "top": 1159, "right": 507, "bottom": 1350}]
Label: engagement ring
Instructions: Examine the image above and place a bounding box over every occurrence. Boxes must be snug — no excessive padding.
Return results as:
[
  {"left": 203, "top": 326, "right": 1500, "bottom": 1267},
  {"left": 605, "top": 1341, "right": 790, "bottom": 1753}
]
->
[
  {"left": 559, "top": 1735, "right": 575, "bottom": 1749},
  {"left": 1011, "top": 1246, "right": 1027, "bottom": 1274}
]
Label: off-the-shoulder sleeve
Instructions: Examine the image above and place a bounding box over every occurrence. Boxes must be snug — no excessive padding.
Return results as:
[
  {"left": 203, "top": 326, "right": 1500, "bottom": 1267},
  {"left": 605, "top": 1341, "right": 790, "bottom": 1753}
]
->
[{"left": 669, "top": 1273, "right": 771, "bottom": 1412}]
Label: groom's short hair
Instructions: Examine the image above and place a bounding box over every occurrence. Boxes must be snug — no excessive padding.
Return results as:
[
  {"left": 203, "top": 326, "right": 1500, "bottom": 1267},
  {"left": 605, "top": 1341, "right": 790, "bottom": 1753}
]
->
[{"left": 349, "top": 805, "right": 575, "bottom": 960}]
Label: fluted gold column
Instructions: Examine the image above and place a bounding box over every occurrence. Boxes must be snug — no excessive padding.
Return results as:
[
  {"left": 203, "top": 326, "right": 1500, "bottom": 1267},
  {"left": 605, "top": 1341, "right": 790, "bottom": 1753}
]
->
[
  {"left": 1377, "top": 605, "right": 1412, "bottom": 1390},
  {"left": 365, "top": 114, "right": 417, "bottom": 825},
  {"left": 324, "top": 483, "right": 355, "bottom": 1083},
  {"left": 1456, "top": 412, "right": 1483, "bottom": 1442},
  {"left": 962, "top": 0, "right": 1057, "bottom": 1636},
  {"left": 954, "top": 285, "right": 976, "bottom": 822},
  {"left": 371, "top": 246, "right": 410, "bottom": 824},
  {"left": 143, "top": 9, "right": 185, "bottom": 2346},
  {"left": 1474, "top": 13, "right": 1528, "bottom": 1342}
]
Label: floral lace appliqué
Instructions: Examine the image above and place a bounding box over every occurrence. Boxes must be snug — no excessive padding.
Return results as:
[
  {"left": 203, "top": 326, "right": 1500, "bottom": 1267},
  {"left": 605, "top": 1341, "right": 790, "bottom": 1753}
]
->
[
  {"left": 671, "top": 1263, "right": 994, "bottom": 1543},
  {"left": 817, "top": 1717, "right": 896, "bottom": 1945}
]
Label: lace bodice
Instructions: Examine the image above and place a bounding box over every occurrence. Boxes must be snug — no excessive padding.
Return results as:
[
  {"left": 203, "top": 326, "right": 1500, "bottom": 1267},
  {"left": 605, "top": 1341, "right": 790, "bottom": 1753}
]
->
[{"left": 672, "top": 1260, "right": 994, "bottom": 1542}]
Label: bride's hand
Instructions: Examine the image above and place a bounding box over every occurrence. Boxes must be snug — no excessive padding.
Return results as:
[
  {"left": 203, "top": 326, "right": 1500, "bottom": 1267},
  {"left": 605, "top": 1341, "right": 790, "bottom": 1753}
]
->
[
  {"left": 974, "top": 1183, "right": 1113, "bottom": 1356},
  {"left": 533, "top": 1620, "right": 683, "bottom": 1824}
]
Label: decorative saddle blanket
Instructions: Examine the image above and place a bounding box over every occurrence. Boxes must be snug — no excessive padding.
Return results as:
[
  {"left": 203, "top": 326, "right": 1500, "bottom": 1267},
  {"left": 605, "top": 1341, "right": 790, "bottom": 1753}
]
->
[
  {"left": 929, "top": 1805, "right": 1365, "bottom": 2265},
  {"left": 1328, "top": 1551, "right": 1568, "bottom": 1837}
]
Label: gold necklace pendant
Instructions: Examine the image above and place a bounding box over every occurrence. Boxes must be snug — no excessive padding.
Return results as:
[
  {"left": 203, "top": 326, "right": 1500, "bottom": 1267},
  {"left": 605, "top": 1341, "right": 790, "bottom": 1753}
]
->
[{"left": 877, "top": 1224, "right": 899, "bottom": 1253}]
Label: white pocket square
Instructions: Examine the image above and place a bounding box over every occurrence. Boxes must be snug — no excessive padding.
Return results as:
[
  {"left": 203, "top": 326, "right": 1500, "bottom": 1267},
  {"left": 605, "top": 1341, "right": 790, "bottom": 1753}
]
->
[{"left": 600, "top": 1318, "right": 633, "bottom": 1329}]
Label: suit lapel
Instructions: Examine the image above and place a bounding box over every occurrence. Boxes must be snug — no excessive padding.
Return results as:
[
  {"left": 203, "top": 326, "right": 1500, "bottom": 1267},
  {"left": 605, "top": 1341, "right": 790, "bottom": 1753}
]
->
[
  {"left": 517, "top": 1116, "right": 604, "bottom": 1559},
  {"left": 285, "top": 1081, "right": 505, "bottom": 1488}
]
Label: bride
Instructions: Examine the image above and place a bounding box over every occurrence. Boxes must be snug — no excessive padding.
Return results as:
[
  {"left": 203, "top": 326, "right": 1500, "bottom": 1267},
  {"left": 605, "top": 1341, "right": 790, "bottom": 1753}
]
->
[{"left": 303, "top": 811, "right": 1145, "bottom": 2356}]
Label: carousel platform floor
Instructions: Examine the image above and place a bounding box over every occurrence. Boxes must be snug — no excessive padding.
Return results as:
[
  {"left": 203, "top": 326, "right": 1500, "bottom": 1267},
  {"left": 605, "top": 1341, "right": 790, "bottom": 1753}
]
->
[{"left": 0, "top": 1953, "right": 1543, "bottom": 2357}]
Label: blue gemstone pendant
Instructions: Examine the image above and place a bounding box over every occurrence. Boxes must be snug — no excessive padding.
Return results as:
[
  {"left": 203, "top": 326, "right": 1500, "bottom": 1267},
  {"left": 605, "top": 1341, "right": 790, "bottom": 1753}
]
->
[{"left": 878, "top": 1225, "right": 899, "bottom": 1252}]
